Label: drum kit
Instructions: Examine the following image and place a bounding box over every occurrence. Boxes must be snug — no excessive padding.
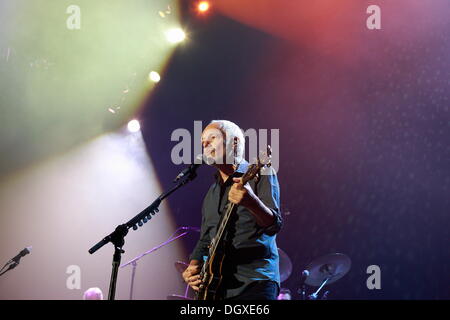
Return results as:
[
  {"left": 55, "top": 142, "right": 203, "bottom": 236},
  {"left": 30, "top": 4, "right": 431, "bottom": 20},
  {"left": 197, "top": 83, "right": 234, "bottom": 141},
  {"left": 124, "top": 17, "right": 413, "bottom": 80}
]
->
[
  {"left": 292, "top": 252, "right": 351, "bottom": 300},
  {"left": 275, "top": 249, "right": 351, "bottom": 300},
  {"left": 167, "top": 250, "right": 351, "bottom": 300}
]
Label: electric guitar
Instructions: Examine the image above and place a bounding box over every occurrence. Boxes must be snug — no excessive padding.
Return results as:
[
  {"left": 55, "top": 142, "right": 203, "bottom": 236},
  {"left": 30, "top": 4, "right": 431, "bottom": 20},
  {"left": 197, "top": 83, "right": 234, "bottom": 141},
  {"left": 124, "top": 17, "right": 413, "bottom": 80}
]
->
[{"left": 195, "top": 147, "right": 272, "bottom": 300}]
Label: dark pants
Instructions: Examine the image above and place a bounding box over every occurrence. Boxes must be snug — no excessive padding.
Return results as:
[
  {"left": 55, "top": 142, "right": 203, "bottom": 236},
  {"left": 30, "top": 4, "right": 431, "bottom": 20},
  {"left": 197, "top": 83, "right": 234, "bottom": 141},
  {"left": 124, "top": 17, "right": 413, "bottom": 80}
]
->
[{"left": 226, "top": 281, "right": 279, "bottom": 300}]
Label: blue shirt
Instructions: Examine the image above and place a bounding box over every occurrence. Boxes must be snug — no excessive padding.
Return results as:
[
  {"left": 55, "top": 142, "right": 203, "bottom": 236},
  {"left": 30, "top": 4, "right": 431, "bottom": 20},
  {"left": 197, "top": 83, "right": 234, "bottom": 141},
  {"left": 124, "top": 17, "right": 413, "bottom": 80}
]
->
[{"left": 190, "top": 161, "right": 283, "bottom": 298}]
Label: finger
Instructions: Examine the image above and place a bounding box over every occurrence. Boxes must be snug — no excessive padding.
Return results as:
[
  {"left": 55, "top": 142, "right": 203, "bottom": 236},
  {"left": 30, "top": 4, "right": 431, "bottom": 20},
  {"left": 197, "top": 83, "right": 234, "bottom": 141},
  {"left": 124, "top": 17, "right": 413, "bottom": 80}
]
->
[
  {"left": 186, "top": 267, "right": 199, "bottom": 275},
  {"left": 233, "top": 180, "right": 245, "bottom": 189},
  {"left": 188, "top": 276, "right": 200, "bottom": 283},
  {"left": 182, "top": 272, "right": 191, "bottom": 281},
  {"left": 191, "top": 286, "right": 199, "bottom": 291},
  {"left": 184, "top": 270, "right": 196, "bottom": 277},
  {"left": 228, "top": 195, "right": 238, "bottom": 204},
  {"left": 185, "top": 269, "right": 196, "bottom": 275},
  {"left": 189, "top": 279, "right": 202, "bottom": 286},
  {"left": 188, "top": 275, "right": 201, "bottom": 282},
  {"left": 230, "top": 188, "right": 244, "bottom": 197}
]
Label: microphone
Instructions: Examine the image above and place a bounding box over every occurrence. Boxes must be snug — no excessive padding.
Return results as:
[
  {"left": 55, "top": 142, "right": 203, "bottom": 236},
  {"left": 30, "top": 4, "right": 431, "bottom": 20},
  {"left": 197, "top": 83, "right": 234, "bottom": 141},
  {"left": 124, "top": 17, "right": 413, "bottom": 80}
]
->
[
  {"left": 10, "top": 246, "right": 32, "bottom": 264},
  {"left": 173, "top": 155, "right": 203, "bottom": 182}
]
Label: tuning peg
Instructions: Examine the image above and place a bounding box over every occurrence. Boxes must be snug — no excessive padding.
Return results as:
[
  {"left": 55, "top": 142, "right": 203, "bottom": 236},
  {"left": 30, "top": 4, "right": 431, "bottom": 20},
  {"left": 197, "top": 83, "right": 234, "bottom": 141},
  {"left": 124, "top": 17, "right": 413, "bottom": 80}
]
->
[
  {"left": 132, "top": 225, "right": 138, "bottom": 231},
  {"left": 138, "top": 220, "right": 143, "bottom": 227}
]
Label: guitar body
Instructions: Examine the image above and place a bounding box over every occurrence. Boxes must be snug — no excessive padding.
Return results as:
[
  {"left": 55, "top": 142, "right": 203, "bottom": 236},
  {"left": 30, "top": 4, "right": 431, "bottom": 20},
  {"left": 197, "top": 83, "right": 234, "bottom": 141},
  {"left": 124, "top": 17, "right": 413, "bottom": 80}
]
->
[{"left": 197, "top": 250, "right": 226, "bottom": 300}]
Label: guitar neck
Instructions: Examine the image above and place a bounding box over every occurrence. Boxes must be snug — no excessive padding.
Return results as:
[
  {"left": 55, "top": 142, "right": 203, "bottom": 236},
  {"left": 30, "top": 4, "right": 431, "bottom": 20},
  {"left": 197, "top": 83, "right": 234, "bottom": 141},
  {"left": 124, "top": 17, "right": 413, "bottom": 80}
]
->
[
  {"left": 203, "top": 201, "right": 235, "bottom": 269},
  {"left": 212, "top": 202, "right": 235, "bottom": 252}
]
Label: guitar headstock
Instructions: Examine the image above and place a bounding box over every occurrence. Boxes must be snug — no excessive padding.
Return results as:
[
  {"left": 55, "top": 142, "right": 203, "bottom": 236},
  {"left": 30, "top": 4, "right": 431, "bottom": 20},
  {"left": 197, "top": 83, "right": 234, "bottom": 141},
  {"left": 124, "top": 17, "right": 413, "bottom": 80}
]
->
[{"left": 241, "top": 146, "right": 272, "bottom": 185}]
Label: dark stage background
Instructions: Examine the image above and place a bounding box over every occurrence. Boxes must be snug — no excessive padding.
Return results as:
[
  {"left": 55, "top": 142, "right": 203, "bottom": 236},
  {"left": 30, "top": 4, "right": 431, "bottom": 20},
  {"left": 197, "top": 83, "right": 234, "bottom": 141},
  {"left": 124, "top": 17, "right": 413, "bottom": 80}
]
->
[{"left": 141, "top": 1, "right": 449, "bottom": 299}]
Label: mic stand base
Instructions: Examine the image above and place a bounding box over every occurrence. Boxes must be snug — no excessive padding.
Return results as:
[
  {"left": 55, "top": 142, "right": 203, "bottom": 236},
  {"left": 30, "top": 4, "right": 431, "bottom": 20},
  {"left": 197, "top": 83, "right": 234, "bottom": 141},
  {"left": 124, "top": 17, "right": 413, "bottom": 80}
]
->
[{"left": 129, "top": 261, "right": 137, "bottom": 300}]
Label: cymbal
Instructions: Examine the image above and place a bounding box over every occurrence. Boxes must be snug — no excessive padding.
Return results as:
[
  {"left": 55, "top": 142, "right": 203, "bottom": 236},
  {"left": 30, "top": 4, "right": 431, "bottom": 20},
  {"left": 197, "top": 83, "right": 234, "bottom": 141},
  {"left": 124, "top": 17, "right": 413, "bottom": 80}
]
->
[
  {"left": 174, "top": 261, "right": 188, "bottom": 273},
  {"left": 166, "top": 294, "right": 193, "bottom": 300},
  {"left": 304, "top": 253, "right": 351, "bottom": 287},
  {"left": 278, "top": 248, "right": 293, "bottom": 283}
]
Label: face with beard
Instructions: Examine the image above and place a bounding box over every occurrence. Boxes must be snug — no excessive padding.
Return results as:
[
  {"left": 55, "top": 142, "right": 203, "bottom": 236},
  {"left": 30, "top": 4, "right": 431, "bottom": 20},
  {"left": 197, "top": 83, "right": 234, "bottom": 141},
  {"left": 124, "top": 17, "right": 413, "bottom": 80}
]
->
[{"left": 201, "top": 123, "right": 227, "bottom": 165}]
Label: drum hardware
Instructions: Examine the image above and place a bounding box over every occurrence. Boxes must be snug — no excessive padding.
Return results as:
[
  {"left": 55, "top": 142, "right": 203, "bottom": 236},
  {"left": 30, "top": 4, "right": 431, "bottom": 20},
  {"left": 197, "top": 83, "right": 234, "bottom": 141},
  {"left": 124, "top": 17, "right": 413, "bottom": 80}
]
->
[
  {"left": 297, "top": 253, "right": 351, "bottom": 300},
  {"left": 119, "top": 226, "right": 199, "bottom": 300},
  {"left": 278, "top": 247, "right": 293, "bottom": 283},
  {"left": 173, "top": 260, "right": 192, "bottom": 299}
]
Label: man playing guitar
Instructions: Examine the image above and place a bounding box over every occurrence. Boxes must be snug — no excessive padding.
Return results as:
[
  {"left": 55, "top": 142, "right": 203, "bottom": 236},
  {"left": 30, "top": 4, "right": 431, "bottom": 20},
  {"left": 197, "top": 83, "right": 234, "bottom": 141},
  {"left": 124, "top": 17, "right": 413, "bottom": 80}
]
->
[{"left": 182, "top": 120, "right": 282, "bottom": 300}]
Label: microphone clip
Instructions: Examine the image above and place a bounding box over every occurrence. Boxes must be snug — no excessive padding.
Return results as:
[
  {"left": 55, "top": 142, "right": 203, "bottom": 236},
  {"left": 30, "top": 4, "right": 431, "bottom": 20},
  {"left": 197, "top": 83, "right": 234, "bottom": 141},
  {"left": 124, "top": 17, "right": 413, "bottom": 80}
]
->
[{"left": 173, "top": 155, "right": 204, "bottom": 183}]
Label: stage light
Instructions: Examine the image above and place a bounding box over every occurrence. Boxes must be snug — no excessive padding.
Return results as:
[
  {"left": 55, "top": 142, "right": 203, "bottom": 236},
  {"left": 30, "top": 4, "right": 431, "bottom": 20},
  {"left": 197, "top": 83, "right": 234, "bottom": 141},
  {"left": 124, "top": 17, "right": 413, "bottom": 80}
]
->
[
  {"left": 127, "top": 120, "right": 141, "bottom": 133},
  {"left": 0, "top": 0, "right": 181, "bottom": 172},
  {"left": 166, "top": 28, "right": 186, "bottom": 44},
  {"left": 198, "top": 1, "right": 210, "bottom": 13},
  {"left": 149, "top": 71, "right": 161, "bottom": 83},
  {"left": 0, "top": 131, "right": 187, "bottom": 299}
]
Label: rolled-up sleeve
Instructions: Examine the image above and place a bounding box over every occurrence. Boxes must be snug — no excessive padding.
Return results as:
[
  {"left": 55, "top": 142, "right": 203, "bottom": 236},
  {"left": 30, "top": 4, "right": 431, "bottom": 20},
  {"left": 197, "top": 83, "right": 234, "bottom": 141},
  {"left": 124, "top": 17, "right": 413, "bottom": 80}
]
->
[{"left": 254, "top": 168, "right": 283, "bottom": 236}]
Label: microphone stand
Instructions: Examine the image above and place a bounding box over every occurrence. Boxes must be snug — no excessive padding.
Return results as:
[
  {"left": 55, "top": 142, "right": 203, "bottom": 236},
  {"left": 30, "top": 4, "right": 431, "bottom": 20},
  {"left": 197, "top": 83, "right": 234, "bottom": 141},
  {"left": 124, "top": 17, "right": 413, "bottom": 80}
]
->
[
  {"left": 0, "top": 250, "right": 30, "bottom": 277},
  {"left": 297, "top": 270, "right": 309, "bottom": 300},
  {"left": 88, "top": 169, "right": 199, "bottom": 300},
  {"left": 120, "top": 227, "right": 194, "bottom": 300},
  {"left": 0, "top": 262, "right": 18, "bottom": 277}
]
